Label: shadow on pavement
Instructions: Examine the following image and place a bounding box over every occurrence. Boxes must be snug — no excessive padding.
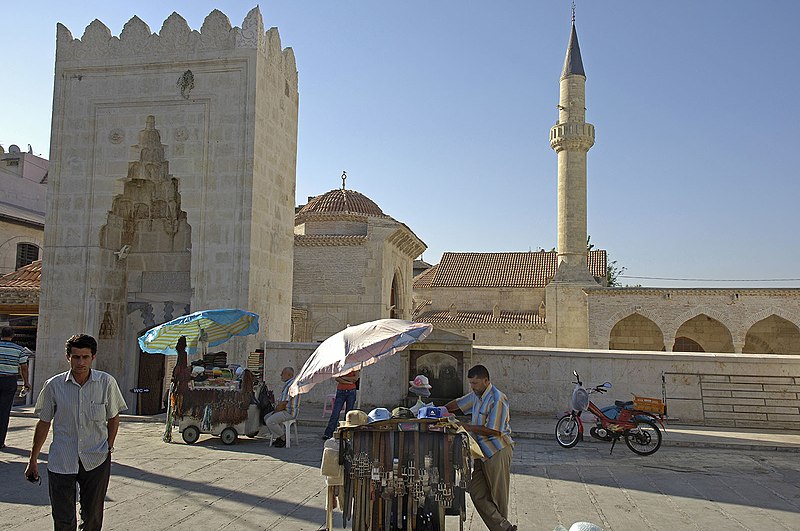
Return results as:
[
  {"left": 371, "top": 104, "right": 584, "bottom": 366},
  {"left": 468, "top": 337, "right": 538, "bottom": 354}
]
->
[{"left": 109, "top": 460, "right": 327, "bottom": 528}]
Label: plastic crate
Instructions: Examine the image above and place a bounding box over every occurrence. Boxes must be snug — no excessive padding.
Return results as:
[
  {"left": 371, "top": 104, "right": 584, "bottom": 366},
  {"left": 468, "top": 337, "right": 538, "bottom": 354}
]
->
[{"left": 633, "top": 395, "right": 665, "bottom": 414}]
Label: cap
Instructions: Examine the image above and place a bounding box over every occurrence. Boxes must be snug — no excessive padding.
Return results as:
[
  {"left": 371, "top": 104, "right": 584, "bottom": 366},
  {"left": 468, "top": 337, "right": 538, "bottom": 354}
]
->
[
  {"left": 368, "top": 407, "right": 392, "bottom": 423},
  {"left": 391, "top": 407, "right": 414, "bottom": 419}
]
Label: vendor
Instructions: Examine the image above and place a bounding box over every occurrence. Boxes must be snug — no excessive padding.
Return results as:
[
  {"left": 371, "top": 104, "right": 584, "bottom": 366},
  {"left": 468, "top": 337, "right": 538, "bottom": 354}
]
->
[{"left": 264, "top": 367, "right": 299, "bottom": 448}]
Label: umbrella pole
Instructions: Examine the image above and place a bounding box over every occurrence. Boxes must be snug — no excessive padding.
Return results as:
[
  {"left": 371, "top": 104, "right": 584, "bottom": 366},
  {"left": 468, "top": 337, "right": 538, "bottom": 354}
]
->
[{"left": 356, "top": 361, "right": 364, "bottom": 411}]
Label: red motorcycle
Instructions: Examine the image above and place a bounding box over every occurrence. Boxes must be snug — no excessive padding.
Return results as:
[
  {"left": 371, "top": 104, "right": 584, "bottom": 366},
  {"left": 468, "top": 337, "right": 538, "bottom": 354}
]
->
[{"left": 555, "top": 370, "right": 666, "bottom": 456}]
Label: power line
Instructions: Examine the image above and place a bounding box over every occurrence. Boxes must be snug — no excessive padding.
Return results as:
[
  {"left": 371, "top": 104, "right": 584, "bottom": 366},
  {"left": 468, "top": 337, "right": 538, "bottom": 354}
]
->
[{"left": 620, "top": 275, "right": 800, "bottom": 282}]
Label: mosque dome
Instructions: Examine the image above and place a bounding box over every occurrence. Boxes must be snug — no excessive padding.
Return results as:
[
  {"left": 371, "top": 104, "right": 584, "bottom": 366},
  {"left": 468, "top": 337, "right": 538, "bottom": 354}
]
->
[{"left": 297, "top": 188, "right": 386, "bottom": 218}]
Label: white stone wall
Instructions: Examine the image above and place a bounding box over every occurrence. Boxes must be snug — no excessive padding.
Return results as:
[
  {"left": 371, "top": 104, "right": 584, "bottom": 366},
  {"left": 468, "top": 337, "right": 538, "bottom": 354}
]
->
[
  {"left": 36, "top": 8, "right": 298, "bottom": 387},
  {"left": 587, "top": 288, "right": 800, "bottom": 352},
  {"left": 293, "top": 216, "right": 423, "bottom": 341},
  {"left": 472, "top": 346, "right": 800, "bottom": 428}
]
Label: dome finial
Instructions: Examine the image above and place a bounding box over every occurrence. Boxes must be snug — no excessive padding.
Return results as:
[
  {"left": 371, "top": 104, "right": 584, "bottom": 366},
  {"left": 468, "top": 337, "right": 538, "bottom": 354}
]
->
[{"left": 341, "top": 170, "right": 347, "bottom": 190}]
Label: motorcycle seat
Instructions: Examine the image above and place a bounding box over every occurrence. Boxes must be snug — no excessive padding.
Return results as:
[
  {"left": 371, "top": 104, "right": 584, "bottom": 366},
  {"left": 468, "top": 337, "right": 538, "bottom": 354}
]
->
[{"left": 615, "top": 400, "right": 634, "bottom": 408}]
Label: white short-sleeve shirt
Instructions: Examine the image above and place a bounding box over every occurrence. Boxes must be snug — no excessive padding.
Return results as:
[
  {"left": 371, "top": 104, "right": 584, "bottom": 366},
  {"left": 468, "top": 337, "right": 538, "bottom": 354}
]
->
[{"left": 35, "top": 369, "right": 128, "bottom": 473}]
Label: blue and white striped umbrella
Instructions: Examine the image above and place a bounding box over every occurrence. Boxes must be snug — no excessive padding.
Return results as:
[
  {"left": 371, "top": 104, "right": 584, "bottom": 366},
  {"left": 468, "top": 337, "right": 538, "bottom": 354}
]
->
[{"left": 138, "top": 309, "right": 259, "bottom": 355}]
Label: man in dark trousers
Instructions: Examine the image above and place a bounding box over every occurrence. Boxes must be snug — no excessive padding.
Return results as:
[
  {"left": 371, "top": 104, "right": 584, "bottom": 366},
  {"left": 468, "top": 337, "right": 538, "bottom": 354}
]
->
[
  {"left": 25, "top": 334, "right": 127, "bottom": 530},
  {"left": 0, "top": 326, "right": 31, "bottom": 449},
  {"left": 445, "top": 364, "right": 516, "bottom": 531}
]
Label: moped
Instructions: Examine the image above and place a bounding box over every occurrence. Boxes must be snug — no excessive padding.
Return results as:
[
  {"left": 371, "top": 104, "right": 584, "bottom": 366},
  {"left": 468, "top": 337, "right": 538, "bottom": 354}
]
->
[{"left": 555, "top": 370, "right": 666, "bottom": 455}]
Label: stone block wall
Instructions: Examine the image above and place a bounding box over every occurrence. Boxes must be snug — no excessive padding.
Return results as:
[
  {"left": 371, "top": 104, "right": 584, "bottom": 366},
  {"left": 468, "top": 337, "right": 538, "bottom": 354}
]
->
[
  {"left": 587, "top": 288, "right": 800, "bottom": 353},
  {"left": 36, "top": 8, "right": 298, "bottom": 387}
]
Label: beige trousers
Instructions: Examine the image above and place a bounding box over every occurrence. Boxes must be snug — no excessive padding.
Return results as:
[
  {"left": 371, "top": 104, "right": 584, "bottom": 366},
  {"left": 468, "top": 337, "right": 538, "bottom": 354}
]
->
[{"left": 469, "top": 444, "right": 514, "bottom": 531}]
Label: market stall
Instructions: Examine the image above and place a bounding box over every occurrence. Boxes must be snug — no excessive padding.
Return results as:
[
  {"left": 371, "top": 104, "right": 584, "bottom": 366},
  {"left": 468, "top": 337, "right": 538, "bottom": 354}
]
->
[
  {"left": 172, "top": 360, "right": 261, "bottom": 445},
  {"left": 331, "top": 417, "right": 473, "bottom": 531}
]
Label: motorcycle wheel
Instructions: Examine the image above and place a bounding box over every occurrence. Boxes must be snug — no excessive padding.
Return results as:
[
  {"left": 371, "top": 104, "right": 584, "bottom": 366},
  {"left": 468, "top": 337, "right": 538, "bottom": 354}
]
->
[
  {"left": 555, "top": 414, "right": 580, "bottom": 448},
  {"left": 624, "top": 419, "right": 662, "bottom": 455}
]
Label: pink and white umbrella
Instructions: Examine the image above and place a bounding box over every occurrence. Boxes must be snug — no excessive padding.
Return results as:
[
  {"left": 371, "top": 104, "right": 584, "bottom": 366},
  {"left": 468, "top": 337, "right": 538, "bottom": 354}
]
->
[{"left": 288, "top": 319, "right": 433, "bottom": 398}]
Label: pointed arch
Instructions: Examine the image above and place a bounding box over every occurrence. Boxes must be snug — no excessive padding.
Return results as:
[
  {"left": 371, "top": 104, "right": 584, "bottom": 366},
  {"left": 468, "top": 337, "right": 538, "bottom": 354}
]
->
[
  {"left": 744, "top": 314, "right": 800, "bottom": 355},
  {"left": 609, "top": 313, "right": 665, "bottom": 351},
  {"left": 674, "top": 313, "right": 734, "bottom": 353},
  {"left": 390, "top": 268, "right": 405, "bottom": 319},
  {"left": 600, "top": 307, "right": 667, "bottom": 348}
]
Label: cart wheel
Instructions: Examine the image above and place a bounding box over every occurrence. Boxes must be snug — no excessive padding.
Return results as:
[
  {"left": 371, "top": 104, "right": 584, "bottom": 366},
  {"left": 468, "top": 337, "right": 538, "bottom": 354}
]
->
[
  {"left": 220, "top": 427, "right": 238, "bottom": 445},
  {"left": 182, "top": 425, "right": 200, "bottom": 445}
]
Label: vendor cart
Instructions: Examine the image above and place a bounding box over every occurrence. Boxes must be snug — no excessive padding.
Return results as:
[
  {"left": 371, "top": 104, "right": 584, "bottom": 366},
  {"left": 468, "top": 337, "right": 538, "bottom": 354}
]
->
[
  {"left": 331, "top": 418, "right": 472, "bottom": 531},
  {"left": 172, "top": 368, "right": 262, "bottom": 445}
]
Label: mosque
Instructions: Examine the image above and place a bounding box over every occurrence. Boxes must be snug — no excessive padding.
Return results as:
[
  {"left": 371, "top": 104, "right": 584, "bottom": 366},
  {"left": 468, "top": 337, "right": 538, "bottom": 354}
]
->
[{"left": 1, "top": 8, "right": 798, "bottom": 420}]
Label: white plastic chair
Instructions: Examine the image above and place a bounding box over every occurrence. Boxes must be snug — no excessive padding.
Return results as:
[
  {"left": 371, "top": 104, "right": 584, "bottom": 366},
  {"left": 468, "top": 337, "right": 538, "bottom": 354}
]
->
[{"left": 269, "top": 418, "right": 299, "bottom": 448}]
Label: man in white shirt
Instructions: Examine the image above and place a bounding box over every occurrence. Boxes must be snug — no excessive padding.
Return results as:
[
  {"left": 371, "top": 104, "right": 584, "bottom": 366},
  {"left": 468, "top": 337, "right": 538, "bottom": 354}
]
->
[
  {"left": 264, "top": 367, "right": 299, "bottom": 447},
  {"left": 25, "top": 334, "right": 127, "bottom": 531}
]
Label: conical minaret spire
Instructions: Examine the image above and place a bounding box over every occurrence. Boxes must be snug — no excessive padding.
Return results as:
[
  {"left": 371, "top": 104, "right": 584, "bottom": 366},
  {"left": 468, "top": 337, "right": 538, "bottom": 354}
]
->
[{"left": 549, "top": 14, "right": 595, "bottom": 282}]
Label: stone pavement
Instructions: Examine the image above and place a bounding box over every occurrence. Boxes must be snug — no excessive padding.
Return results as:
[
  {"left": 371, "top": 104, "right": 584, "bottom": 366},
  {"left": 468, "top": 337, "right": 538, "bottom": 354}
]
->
[{"left": 2, "top": 408, "right": 800, "bottom": 530}]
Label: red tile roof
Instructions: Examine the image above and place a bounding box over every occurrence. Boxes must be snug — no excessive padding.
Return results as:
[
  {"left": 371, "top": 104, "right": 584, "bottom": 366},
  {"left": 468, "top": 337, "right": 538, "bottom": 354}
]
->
[
  {"left": 416, "top": 309, "right": 545, "bottom": 325},
  {"left": 413, "top": 250, "right": 607, "bottom": 288},
  {"left": 297, "top": 189, "right": 386, "bottom": 217},
  {"left": 0, "top": 260, "right": 41, "bottom": 290}
]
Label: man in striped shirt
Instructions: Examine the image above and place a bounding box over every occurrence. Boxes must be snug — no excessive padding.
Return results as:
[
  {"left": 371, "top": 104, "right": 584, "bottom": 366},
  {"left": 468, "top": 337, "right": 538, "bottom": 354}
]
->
[
  {"left": 25, "top": 334, "right": 127, "bottom": 531},
  {"left": 445, "top": 364, "right": 516, "bottom": 531},
  {"left": 264, "top": 366, "right": 299, "bottom": 447},
  {"left": 0, "top": 326, "right": 31, "bottom": 449}
]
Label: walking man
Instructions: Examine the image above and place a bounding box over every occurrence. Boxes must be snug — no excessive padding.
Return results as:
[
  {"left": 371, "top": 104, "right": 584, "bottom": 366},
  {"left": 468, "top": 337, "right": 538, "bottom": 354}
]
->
[
  {"left": 1, "top": 326, "right": 31, "bottom": 449},
  {"left": 445, "top": 364, "right": 516, "bottom": 531},
  {"left": 264, "top": 366, "right": 299, "bottom": 447},
  {"left": 25, "top": 334, "right": 127, "bottom": 530},
  {"left": 322, "top": 368, "right": 359, "bottom": 440}
]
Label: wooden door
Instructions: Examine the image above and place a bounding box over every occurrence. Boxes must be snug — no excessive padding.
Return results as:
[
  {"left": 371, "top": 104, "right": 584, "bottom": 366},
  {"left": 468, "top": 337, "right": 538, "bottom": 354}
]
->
[{"left": 137, "top": 351, "right": 164, "bottom": 415}]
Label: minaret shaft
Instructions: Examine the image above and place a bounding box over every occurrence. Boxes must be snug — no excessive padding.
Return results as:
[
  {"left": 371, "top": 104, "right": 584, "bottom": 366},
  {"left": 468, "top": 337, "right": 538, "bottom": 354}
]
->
[{"left": 550, "top": 23, "right": 594, "bottom": 282}]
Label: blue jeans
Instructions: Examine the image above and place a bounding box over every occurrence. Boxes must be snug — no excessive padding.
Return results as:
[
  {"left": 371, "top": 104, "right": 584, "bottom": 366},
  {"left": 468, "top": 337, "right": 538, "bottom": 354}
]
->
[{"left": 324, "top": 388, "right": 357, "bottom": 438}]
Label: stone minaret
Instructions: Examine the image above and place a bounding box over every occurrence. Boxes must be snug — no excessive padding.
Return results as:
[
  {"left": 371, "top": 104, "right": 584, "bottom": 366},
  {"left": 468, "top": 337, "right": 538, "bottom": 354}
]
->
[
  {"left": 549, "top": 16, "right": 595, "bottom": 282},
  {"left": 545, "top": 14, "right": 596, "bottom": 348}
]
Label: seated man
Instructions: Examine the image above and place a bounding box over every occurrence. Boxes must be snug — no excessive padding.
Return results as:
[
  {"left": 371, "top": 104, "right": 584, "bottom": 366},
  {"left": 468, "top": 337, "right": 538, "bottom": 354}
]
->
[{"left": 264, "top": 367, "right": 299, "bottom": 447}]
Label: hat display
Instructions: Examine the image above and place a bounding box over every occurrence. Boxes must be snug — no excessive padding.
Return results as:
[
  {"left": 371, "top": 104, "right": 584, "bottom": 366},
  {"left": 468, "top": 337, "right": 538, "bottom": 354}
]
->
[
  {"left": 409, "top": 385, "right": 431, "bottom": 398},
  {"left": 338, "top": 409, "right": 369, "bottom": 428},
  {"left": 368, "top": 407, "right": 392, "bottom": 423},
  {"left": 409, "top": 375, "right": 432, "bottom": 389},
  {"left": 391, "top": 407, "right": 415, "bottom": 419}
]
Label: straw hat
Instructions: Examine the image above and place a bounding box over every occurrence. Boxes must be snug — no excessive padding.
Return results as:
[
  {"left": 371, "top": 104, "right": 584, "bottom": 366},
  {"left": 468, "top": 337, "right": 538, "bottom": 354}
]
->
[{"left": 338, "top": 409, "right": 369, "bottom": 428}]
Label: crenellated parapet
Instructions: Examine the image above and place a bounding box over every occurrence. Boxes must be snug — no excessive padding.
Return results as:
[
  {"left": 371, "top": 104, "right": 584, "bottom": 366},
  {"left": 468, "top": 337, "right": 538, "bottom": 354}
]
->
[{"left": 55, "top": 6, "right": 297, "bottom": 90}]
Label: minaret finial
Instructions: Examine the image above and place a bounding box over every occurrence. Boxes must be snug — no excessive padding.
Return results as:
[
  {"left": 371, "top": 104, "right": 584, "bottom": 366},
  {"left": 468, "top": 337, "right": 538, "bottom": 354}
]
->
[
  {"left": 341, "top": 170, "right": 347, "bottom": 190},
  {"left": 572, "top": 1, "right": 576, "bottom": 24}
]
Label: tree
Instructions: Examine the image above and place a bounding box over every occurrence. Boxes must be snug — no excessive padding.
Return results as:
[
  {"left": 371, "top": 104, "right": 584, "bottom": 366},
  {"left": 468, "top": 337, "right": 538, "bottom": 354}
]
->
[{"left": 587, "top": 235, "right": 627, "bottom": 287}]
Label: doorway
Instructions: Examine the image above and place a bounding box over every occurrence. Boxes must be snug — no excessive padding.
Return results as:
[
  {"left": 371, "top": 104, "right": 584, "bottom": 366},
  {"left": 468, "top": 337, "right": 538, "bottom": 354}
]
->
[{"left": 137, "top": 350, "right": 165, "bottom": 415}]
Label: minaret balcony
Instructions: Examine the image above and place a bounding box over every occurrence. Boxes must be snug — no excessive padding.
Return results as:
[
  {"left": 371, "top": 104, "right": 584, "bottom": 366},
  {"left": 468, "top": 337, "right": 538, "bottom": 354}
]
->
[{"left": 550, "top": 122, "right": 595, "bottom": 152}]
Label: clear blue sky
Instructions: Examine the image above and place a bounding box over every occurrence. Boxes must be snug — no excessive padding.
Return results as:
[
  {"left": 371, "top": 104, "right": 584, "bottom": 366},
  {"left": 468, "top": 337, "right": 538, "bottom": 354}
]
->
[{"left": 2, "top": 1, "right": 799, "bottom": 287}]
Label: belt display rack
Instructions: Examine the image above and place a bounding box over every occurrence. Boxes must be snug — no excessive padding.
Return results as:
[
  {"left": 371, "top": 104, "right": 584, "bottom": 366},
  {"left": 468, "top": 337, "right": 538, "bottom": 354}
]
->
[{"left": 337, "top": 419, "right": 471, "bottom": 531}]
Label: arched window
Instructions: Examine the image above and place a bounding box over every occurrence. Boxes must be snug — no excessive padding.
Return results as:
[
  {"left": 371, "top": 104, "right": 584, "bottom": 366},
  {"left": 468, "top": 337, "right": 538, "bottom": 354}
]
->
[{"left": 16, "top": 243, "right": 39, "bottom": 270}]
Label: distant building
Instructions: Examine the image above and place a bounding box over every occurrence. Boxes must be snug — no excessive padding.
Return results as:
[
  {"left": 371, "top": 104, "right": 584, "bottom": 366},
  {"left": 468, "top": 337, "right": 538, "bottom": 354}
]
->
[{"left": 0, "top": 144, "right": 47, "bottom": 275}]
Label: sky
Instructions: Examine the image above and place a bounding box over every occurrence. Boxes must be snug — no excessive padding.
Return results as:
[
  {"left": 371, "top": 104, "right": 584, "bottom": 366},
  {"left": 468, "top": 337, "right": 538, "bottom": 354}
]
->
[{"left": 2, "top": 1, "right": 799, "bottom": 288}]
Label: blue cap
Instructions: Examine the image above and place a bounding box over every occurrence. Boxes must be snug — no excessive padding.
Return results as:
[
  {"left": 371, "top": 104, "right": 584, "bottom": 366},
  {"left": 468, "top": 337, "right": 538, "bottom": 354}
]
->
[
  {"left": 417, "top": 406, "right": 442, "bottom": 419},
  {"left": 368, "top": 407, "right": 391, "bottom": 423}
]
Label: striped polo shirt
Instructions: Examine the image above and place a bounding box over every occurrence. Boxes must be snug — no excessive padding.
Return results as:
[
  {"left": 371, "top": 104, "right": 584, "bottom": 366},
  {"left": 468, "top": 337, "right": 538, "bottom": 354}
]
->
[
  {"left": 279, "top": 377, "right": 300, "bottom": 417},
  {"left": 0, "top": 340, "right": 29, "bottom": 376},
  {"left": 34, "top": 369, "right": 128, "bottom": 474},
  {"left": 456, "top": 383, "right": 514, "bottom": 458}
]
